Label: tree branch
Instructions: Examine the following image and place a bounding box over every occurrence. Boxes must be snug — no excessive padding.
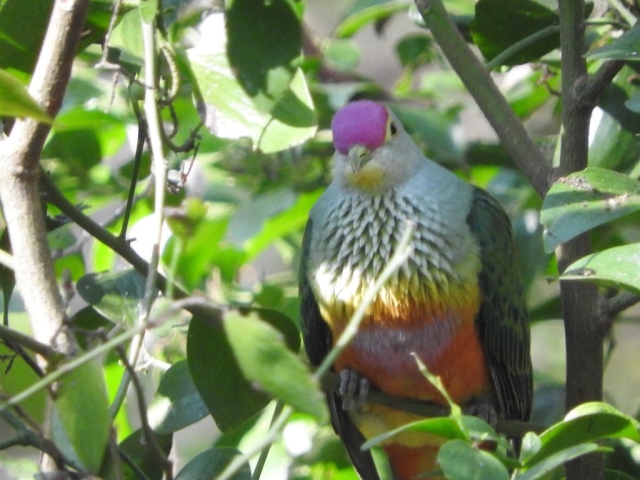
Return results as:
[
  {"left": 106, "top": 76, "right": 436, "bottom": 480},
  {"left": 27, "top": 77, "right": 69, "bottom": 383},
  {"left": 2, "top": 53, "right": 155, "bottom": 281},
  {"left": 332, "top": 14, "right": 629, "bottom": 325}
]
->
[
  {"left": 579, "top": 59, "right": 625, "bottom": 107},
  {"left": 0, "top": 0, "right": 89, "bottom": 357},
  {"left": 414, "top": 0, "right": 552, "bottom": 197},
  {"left": 556, "top": 1, "right": 605, "bottom": 479},
  {"left": 601, "top": 291, "right": 640, "bottom": 322},
  {"left": 320, "top": 372, "right": 545, "bottom": 438},
  {"left": 0, "top": 324, "right": 57, "bottom": 359},
  {"left": 40, "top": 172, "right": 189, "bottom": 299}
]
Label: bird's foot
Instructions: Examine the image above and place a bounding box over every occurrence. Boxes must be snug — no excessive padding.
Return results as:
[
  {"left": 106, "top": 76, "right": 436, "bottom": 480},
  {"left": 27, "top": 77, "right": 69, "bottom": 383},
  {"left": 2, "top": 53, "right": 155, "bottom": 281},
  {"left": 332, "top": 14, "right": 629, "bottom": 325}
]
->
[
  {"left": 338, "top": 369, "right": 370, "bottom": 412},
  {"left": 462, "top": 398, "right": 498, "bottom": 427}
]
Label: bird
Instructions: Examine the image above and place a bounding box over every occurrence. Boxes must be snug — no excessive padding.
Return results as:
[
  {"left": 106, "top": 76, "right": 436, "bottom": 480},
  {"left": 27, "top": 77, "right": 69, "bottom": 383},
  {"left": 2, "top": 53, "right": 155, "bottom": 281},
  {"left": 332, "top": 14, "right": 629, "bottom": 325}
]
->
[{"left": 298, "top": 100, "right": 532, "bottom": 479}]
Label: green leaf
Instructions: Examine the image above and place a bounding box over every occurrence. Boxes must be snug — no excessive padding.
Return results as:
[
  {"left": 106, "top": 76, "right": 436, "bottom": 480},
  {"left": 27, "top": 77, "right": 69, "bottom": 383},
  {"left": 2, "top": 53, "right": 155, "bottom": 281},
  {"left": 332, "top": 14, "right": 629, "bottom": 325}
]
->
[
  {"left": 470, "top": 0, "right": 559, "bottom": 65},
  {"left": 604, "top": 470, "right": 638, "bottom": 480},
  {"left": 0, "top": 339, "right": 46, "bottom": 424},
  {"left": 562, "top": 243, "right": 640, "bottom": 294},
  {"left": 175, "top": 448, "right": 250, "bottom": 480},
  {"left": 363, "top": 417, "right": 466, "bottom": 450},
  {"left": 165, "top": 198, "right": 208, "bottom": 240},
  {"left": 586, "top": 24, "right": 640, "bottom": 61},
  {"left": 153, "top": 360, "right": 209, "bottom": 434},
  {"left": 106, "top": 428, "right": 172, "bottom": 480},
  {"left": 518, "top": 443, "right": 604, "bottom": 480},
  {"left": 109, "top": 9, "right": 144, "bottom": 64},
  {"left": 390, "top": 103, "right": 462, "bottom": 164},
  {"left": 69, "top": 306, "right": 114, "bottom": 350},
  {"left": 335, "top": 1, "right": 410, "bottom": 38},
  {"left": 323, "top": 39, "right": 361, "bottom": 71},
  {"left": 540, "top": 168, "right": 640, "bottom": 253},
  {"left": 76, "top": 269, "right": 147, "bottom": 324},
  {"left": 139, "top": 0, "right": 158, "bottom": 24},
  {"left": 395, "top": 34, "right": 434, "bottom": 68},
  {"left": 589, "top": 109, "right": 640, "bottom": 171},
  {"left": 243, "top": 190, "right": 321, "bottom": 260},
  {"left": 519, "top": 431, "right": 542, "bottom": 464},
  {"left": 524, "top": 402, "right": 640, "bottom": 468},
  {"left": 625, "top": 92, "right": 640, "bottom": 113},
  {"left": 189, "top": 51, "right": 316, "bottom": 153},
  {"left": 46, "top": 108, "right": 128, "bottom": 161},
  {"left": 0, "top": 0, "right": 52, "bottom": 73},
  {"left": 226, "top": 0, "right": 302, "bottom": 111},
  {"left": 0, "top": 229, "right": 15, "bottom": 326},
  {"left": 438, "top": 439, "right": 509, "bottom": 480},
  {"left": 53, "top": 360, "right": 110, "bottom": 473},
  {"left": 187, "top": 308, "right": 269, "bottom": 432},
  {"left": 187, "top": 8, "right": 316, "bottom": 154},
  {"left": 227, "top": 188, "right": 297, "bottom": 246},
  {"left": 223, "top": 310, "right": 325, "bottom": 420},
  {"left": 0, "top": 69, "right": 50, "bottom": 122}
]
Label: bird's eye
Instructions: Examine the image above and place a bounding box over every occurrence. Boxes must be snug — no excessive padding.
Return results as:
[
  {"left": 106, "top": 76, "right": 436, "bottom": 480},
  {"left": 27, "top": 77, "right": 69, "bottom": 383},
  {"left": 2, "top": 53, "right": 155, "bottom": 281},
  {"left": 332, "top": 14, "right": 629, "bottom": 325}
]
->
[{"left": 389, "top": 121, "right": 398, "bottom": 137}]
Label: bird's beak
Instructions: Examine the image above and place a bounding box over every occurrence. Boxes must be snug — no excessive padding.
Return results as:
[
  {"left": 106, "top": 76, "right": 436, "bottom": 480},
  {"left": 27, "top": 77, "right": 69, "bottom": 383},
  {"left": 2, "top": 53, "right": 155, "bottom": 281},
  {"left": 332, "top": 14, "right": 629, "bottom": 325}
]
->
[{"left": 347, "top": 145, "right": 371, "bottom": 173}]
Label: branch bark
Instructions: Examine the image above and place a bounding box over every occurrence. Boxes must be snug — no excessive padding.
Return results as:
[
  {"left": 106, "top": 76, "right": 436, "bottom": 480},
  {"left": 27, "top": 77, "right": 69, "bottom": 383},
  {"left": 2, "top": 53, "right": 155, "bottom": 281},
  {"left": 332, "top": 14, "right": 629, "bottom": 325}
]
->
[
  {"left": 414, "top": 0, "right": 552, "bottom": 197},
  {"left": 556, "top": 1, "right": 604, "bottom": 479},
  {"left": 0, "top": 0, "right": 90, "bottom": 356}
]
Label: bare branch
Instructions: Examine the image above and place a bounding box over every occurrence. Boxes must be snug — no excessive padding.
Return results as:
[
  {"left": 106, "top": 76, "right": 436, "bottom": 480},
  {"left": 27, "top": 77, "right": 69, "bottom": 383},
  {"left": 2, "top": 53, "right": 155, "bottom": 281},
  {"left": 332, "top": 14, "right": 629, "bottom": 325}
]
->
[
  {"left": 0, "top": 0, "right": 90, "bottom": 357},
  {"left": 320, "top": 371, "right": 545, "bottom": 438},
  {"left": 414, "top": 0, "right": 552, "bottom": 197}
]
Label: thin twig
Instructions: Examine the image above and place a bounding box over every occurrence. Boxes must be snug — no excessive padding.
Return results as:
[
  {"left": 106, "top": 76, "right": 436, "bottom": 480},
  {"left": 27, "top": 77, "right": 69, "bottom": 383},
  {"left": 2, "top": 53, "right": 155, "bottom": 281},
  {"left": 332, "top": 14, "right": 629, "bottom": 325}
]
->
[
  {"left": 251, "top": 401, "right": 285, "bottom": 480},
  {"left": 40, "top": 172, "right": 184, "bottom": 298},
  {"left": 0, "top": 324, "right": 57, "bottom": 359},
  {"left": 0, "top": 297, "right": 206, "bottom": 414},
  {"left": 0, "top": 410, "right": 82, "bottom": 471},
  {"left": 115, "top": 345, "right": 173, "bottom": 479},
  {"left": 97, "top": 0, "right": 124, "bottom": 67},
  {"left": 120, "top": 99, "right": 147, "bottom": 240},
  {"left": 578, "top": 60, "right": 625, "bottom": 107}
]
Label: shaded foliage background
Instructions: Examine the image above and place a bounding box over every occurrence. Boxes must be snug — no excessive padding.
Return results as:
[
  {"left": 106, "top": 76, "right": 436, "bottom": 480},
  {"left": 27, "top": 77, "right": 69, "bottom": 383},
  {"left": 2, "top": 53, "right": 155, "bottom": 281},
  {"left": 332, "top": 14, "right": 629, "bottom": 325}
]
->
[{"left": 0, "top": 0, "right": 640, "bottom": 479}]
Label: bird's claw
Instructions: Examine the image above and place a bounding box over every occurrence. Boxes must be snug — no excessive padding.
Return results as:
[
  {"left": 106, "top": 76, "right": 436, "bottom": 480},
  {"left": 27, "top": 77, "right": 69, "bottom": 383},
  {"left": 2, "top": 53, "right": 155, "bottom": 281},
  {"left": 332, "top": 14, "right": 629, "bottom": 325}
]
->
[
  {"left": 463, "top": 399, "right": 498, "bottom": 426},
  {"left": 338, "top": 369, "right": 370, "bottom": 412}
]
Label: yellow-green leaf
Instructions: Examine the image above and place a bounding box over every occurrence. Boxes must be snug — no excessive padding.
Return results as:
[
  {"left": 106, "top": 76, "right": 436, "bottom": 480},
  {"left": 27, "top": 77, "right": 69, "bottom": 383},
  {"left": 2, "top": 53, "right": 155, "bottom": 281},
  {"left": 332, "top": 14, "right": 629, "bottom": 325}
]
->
[{"left": 0, "top": 69, "right": 51, "bottom": 122}]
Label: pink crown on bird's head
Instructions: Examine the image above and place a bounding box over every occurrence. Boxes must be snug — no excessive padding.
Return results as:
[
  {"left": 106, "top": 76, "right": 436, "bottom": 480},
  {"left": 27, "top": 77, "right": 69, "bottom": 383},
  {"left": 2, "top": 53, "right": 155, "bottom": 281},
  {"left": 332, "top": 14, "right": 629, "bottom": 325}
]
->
[{"left": 331, "top": 100, "right": 389, "bottom": 155}]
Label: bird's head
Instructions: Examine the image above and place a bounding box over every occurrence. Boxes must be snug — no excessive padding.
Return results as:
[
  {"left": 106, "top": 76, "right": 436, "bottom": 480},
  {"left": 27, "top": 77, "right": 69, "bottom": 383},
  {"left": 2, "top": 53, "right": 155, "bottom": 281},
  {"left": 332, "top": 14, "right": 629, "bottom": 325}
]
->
[{"left": 331, "top": 100, "right": 422, "bottom": 193}]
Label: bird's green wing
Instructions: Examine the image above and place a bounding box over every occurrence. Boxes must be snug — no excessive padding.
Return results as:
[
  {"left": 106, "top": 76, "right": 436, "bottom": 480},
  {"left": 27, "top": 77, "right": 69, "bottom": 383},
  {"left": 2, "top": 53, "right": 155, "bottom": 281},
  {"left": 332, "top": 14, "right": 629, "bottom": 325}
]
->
[
  {"left": 299, "top": 217, "right": 381, "bottom": 480},
  {"left": 299, "top": 217, "right": 333, "bottom": 366},
  {"left": 467, "top": 188, "right": 533, "bottom": 421}
]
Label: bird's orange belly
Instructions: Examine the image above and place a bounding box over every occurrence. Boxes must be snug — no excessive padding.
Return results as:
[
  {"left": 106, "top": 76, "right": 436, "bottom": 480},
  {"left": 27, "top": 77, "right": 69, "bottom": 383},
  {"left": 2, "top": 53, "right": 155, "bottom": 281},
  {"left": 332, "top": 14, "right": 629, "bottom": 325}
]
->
[
  {"left": 334, "top": 314, "right": 490, "bottom": 404},
  {"left": 333, "top": 309, "right": 490, "bottom": 479}
]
